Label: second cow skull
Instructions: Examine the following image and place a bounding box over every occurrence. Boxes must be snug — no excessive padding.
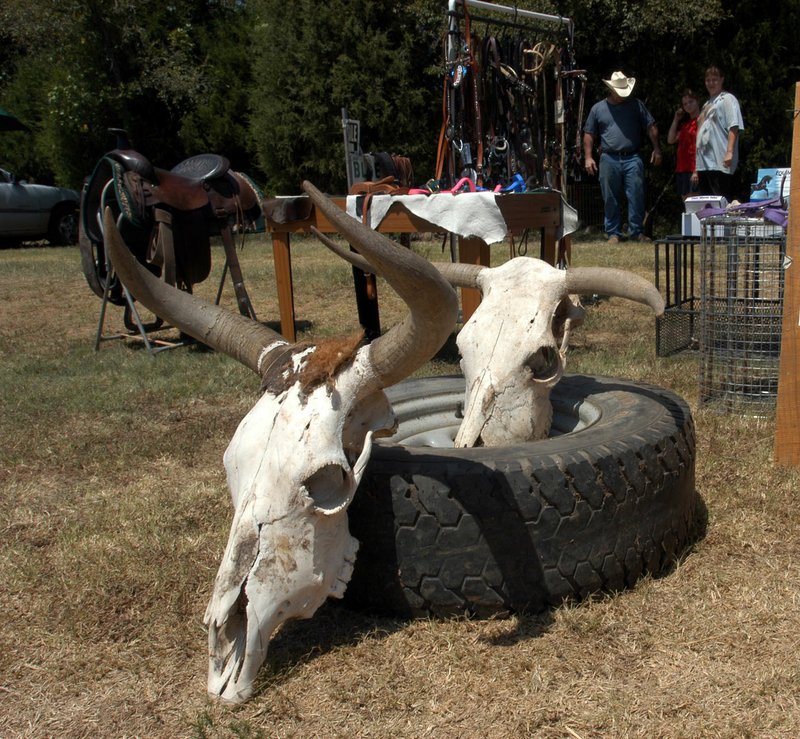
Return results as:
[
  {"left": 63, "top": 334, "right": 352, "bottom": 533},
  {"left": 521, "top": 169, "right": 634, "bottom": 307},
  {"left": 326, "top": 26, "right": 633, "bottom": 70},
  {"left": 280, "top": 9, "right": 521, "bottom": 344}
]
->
[{"left": 311, "top": 234, "right": 664, "bottom": 447}]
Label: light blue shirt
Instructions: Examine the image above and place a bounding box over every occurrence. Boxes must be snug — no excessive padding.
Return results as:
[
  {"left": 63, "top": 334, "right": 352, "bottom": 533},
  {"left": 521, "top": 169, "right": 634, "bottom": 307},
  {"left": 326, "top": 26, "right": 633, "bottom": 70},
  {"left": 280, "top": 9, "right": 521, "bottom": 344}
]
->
[{"left": 696, "top": 91, "right": 744, "bottom": 174}]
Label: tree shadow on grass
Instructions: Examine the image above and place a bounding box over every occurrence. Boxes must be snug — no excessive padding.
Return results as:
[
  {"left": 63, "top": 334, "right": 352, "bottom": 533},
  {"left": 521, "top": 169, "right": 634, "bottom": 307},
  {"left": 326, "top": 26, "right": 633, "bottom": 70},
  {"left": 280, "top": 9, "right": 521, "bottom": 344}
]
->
[{"left": 263, "top": 319, "right": 312, "bottom": 335}]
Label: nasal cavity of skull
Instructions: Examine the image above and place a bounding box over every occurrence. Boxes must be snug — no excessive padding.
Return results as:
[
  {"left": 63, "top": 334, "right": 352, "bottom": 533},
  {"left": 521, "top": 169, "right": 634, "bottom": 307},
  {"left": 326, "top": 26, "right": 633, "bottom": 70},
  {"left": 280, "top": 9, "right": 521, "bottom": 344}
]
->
[
  {"left": 525, "top": 344, "right": 560, "bottom": 381},
  {"left": 304, "top": 463, "right": 352, "bottom": 514}
]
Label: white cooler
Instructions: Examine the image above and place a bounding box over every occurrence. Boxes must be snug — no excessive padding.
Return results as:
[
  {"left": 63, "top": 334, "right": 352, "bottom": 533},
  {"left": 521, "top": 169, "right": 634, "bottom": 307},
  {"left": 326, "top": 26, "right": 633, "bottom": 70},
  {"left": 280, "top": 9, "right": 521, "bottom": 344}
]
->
[{"left": 682, "top": 195, "right": 728, "bottom": 237}]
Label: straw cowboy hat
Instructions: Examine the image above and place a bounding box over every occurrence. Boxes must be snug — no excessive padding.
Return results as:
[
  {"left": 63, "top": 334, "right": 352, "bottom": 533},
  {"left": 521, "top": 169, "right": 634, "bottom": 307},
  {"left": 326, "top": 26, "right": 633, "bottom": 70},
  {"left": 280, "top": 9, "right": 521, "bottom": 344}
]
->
[{"left": 603, "top": 71, "right": 636, "bottom": 97}]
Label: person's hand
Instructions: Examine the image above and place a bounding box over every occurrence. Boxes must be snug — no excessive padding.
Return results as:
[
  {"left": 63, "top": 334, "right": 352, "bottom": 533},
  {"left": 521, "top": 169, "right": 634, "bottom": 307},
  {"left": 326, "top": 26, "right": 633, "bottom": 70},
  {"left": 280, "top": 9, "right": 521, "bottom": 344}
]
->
[
  {"left": 584, "top": 156, "right": 597, "bottom": 176},
  {"left": 723, "top": 151, "right": 733, "bottom": 168},
  {"left": 651, "top": 149, "right": 663, "bottom": 166},
  {"left": 674, "top": 107, "right": 686, "bottom": 120},
  {"left": 691, "top": 171, "right": 699, "bottom": 185}
]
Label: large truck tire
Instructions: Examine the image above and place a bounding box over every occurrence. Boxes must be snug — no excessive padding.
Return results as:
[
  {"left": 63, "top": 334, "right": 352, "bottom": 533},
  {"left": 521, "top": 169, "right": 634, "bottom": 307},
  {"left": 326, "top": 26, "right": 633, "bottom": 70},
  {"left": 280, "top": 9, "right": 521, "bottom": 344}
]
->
[{"left": 345, "top": 374, "right": 699, "bottom": 618}]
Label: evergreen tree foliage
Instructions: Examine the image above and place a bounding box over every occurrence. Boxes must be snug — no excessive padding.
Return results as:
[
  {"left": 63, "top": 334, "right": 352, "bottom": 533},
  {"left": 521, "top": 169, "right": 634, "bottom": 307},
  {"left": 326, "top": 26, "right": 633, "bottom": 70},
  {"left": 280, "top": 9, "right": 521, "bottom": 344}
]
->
[
  {"left": 0, "top": 0, "right": 255, "bottom": 185},
  {"left": 1, "top": 0, "right": 799, "bottom": 209},
  {"left": 248, "top": 0, "right": 442, "bottom": 193}
]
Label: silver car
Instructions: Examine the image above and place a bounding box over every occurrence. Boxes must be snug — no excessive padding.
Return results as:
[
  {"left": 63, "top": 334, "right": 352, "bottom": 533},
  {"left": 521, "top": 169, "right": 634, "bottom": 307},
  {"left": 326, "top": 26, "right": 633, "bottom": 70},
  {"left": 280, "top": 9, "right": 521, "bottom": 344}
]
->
[{"left": 0, "top": 168, "right": 79, "bottom": 245}]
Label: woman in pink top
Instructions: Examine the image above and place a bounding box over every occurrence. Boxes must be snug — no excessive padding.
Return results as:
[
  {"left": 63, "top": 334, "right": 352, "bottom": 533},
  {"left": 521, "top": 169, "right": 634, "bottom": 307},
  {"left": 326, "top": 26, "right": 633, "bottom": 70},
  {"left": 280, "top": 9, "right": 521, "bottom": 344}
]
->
[{"left": 667, "top": 89, "right": 700, "bottom": 199}]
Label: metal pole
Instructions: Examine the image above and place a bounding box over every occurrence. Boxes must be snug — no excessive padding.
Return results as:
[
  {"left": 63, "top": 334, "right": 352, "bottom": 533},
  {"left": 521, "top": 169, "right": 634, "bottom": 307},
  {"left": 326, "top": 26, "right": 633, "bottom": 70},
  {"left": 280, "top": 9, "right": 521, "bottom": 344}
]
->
[{"left": 450, "top": 0, "right": 573, "bottom": 41}]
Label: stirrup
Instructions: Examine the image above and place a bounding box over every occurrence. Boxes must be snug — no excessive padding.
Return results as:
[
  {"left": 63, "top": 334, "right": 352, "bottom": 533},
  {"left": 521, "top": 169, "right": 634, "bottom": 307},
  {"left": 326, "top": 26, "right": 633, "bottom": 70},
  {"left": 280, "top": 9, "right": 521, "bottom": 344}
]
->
[
  {"left": 441, "top": 176, "right": 477, "bottom": 194},
  {"left": 500, "top": 173, "right": 526, "bottom": 193}
]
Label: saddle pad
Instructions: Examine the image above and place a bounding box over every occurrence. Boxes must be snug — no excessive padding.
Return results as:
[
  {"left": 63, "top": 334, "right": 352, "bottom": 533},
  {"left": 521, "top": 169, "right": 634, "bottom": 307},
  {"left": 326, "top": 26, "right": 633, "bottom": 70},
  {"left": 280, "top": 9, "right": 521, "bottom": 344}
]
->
[{"left": 262, "top": 196, "right": 313, "bottom": 224}]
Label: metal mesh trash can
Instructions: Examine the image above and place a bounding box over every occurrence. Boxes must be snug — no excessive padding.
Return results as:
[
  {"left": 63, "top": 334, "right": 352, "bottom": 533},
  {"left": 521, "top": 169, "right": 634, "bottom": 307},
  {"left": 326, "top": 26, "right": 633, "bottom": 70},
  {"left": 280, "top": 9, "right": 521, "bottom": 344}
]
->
[{"left": 699, "top": 217, "right": 785, "bottom": 415}]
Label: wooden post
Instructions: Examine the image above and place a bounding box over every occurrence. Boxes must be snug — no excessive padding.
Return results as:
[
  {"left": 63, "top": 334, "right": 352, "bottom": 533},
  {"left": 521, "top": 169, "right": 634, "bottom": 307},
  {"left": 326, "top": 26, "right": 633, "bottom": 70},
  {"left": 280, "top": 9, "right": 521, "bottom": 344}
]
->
[
  {"left": 272, "top": 232, "right": 296, "bottom": 342},
  {"left": 774, "top": 82, "right": 800, "bottom": 466},
  {"left": 458, "top": 236, "right": 491, "bottom": 323}
]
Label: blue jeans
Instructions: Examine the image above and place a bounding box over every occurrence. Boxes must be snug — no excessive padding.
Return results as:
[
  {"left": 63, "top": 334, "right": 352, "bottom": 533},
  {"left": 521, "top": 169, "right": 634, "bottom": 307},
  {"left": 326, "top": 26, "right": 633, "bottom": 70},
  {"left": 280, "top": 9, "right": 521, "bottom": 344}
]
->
[{"left": 599, "top": 152, "right": 645, "bottom": 238}]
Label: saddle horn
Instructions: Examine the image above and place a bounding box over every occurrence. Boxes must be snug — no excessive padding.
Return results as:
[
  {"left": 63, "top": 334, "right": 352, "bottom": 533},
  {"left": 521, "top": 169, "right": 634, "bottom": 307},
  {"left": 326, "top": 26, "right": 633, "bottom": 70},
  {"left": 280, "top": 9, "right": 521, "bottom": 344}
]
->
[{"left": 108, "top": 127, "right": 132, "bottom": 150}]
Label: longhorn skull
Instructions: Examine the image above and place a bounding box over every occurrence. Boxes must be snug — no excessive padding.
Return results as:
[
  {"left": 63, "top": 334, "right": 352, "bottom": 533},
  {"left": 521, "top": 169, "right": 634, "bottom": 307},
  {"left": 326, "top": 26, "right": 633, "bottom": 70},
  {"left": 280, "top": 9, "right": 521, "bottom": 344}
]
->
[
  {"left": 310, "top": 233, "right": 664, "bottom": 447},
  {"left": 449, "top": 258, "right": 664, "bottom": 446},
  {"left": 103, "top": 181, "right": 458, "bottom": 703}
]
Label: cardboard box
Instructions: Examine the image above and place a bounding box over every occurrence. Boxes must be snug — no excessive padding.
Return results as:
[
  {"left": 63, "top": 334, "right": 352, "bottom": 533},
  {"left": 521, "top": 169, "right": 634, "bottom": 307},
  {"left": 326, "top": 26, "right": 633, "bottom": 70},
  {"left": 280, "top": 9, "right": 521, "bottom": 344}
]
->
[{"left": 682, "top": 195, "right": 728, "bottom": 237}]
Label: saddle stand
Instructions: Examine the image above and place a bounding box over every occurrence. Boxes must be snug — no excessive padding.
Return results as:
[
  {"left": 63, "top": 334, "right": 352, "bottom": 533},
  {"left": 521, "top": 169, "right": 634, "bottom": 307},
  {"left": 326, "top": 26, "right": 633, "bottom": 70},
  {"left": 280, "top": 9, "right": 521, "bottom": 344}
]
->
[
  {"left": 92, "top": 215, "right": 255, "bottom": 355},
  {"left": 81, "top": 135, "right": 264, "bottom": 355},
  {"left": 91, "top": 226, "right": 191, "bottom": 355}
]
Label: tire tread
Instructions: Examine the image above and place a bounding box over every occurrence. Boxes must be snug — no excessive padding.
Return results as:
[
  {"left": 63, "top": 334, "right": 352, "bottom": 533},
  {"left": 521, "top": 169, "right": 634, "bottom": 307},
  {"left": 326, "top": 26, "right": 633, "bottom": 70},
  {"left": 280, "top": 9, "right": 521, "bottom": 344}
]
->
[{"left": 345, "top": 375, "right": 698, "bottom": 618}]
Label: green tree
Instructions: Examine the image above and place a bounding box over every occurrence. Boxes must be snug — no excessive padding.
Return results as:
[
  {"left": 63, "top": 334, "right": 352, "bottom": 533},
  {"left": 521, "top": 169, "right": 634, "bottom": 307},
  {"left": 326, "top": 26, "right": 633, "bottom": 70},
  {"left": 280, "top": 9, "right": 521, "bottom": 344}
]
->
[
  {"left": 2, "top": 0, "right": 800, "bottom": 208},
  {"left": 0, "top": 0, "right": 257, "bottom": 186},
  {"left": 248, "top": 0, "right": 442, "bottom": 193},
  {"left": 177, "top": 7, "right": 257, "bottom": 172}
]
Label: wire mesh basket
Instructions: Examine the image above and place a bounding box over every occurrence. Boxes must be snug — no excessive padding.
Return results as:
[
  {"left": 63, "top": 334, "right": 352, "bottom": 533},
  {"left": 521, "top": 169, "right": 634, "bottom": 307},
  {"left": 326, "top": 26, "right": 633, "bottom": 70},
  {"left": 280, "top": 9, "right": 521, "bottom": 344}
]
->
[
  {"left": 699, "top": 218, "right": 785, "bottom": 415},
  {"left": 655, "top": 236, "right": 700, "bottom": 357}
]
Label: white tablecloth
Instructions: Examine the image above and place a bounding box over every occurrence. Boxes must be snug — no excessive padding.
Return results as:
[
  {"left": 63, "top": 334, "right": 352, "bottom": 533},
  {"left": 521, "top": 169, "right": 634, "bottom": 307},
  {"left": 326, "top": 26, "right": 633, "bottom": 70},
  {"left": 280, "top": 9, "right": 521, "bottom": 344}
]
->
[{"left": 345, "top": 191, "right": 578, "bottom": 244}]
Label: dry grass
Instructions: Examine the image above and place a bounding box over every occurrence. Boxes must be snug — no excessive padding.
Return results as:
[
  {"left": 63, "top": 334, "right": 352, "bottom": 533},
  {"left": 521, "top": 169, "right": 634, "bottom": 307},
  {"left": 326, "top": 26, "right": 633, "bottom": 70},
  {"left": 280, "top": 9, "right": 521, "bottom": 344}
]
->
[{"left": 1, "top": 232, "right": 800, "bottom": 738}]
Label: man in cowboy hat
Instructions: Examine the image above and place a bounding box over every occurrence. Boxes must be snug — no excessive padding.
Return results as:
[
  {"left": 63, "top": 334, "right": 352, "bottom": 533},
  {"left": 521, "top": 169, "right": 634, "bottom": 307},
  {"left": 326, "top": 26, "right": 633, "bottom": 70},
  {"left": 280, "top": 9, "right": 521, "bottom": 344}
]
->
[{"left": 583, "top": 70, "right": 662, "bottom": 243}]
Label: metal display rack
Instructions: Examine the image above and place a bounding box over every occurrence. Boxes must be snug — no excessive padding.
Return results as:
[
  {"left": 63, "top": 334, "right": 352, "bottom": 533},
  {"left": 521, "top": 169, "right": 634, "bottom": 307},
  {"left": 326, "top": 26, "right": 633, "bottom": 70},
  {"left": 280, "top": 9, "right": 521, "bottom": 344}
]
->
[{"left": 443, "top": 0, "right": 579, "bottom": 192}]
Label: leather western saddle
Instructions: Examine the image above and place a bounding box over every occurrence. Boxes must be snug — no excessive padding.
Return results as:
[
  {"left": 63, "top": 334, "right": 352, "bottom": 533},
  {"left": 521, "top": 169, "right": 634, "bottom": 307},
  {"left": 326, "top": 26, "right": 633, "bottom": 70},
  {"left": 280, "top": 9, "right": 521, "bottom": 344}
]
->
[{"left": 80, "top": 130, "right": 262, "bottom": 330}]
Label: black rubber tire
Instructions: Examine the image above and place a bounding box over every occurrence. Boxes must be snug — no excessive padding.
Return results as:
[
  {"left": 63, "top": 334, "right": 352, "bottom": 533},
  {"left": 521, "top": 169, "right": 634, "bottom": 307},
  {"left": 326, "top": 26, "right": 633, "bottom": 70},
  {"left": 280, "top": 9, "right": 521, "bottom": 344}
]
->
[
  {"left": 47, "top": 202, "right": 78, "bottom": 246},
  {"left": 345, "top": 374, "right": 698, "bottom": 618}
]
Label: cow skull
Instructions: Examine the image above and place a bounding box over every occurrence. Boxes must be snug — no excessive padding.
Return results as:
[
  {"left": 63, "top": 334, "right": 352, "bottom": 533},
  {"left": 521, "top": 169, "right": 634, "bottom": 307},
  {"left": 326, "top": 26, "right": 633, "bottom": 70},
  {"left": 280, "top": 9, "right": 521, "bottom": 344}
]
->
[
  {"left": 454, "top": 258, "right": 581, "bottom": 446},
  {"left": 103, "top": 181, "right": 458, "bottom": 703},
  {"left": 310, "top": 236, "right": 664, "bottom": 447}
]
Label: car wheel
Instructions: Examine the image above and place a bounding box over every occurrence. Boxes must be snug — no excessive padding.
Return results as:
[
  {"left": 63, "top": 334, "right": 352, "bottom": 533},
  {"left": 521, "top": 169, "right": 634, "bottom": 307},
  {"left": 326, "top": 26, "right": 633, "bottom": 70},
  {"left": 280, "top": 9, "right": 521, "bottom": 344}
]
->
[
  {"left": 47, "top": 203, "right": 78, "bottom": 245},
  {"left": 344, "top": 374, "right": 699, "bottom": 618}
]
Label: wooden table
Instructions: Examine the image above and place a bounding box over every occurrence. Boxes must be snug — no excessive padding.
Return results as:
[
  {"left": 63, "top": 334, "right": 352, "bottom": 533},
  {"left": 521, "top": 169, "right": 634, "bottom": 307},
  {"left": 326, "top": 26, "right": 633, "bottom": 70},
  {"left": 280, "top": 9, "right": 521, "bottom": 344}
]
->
[{"left": 266, "top": 192, "right": 562, "bottom": 342}]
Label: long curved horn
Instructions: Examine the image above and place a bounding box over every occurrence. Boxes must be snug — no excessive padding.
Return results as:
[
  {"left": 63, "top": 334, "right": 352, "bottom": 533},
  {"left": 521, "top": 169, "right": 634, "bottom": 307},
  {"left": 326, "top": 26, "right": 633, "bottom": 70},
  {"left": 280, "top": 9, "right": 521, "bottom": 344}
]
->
[
  {"left": 565, "top": 267, "right": 665, "bottom": 315},
  {"left": 310, "top": 224, "right": 661, "bottom": 317},
  {"left": 310, "top": 226, "right": 484, "bottom": 288},
  {"left": 302, "top": 182, "right": 458, "bottom": 387},
  {"left": 103, "top": 208, "right": 288, "bottom": 374}
]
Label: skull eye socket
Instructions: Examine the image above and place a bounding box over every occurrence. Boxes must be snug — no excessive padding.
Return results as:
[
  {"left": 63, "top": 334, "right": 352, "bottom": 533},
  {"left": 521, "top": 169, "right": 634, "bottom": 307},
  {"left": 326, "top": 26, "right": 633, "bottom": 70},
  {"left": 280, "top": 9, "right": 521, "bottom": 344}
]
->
[
  {"left": 525, "top": 344, "right": 561, "bottom": 381},
  {"left": 303, "top": 463, "right": 353, "bottom": 515},
  {"left": 551, "top": 298, "right": 572, "bottom": 345}
]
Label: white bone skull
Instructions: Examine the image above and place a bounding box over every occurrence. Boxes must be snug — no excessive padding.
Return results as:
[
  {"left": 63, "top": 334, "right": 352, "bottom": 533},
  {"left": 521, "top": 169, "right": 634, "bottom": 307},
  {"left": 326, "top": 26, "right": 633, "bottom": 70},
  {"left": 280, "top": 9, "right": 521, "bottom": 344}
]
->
[
  {"left": 453, "top": 257, "right": 663, "bottom": 446},
  {"left": 102, "top": 181, "right": 458, "bottom": 704},
  {"left": 205, "top": 348, "right": 394, "bottom": 702},
  {"left": 454, "top": 258, "right": 585, "bottom": 446}
]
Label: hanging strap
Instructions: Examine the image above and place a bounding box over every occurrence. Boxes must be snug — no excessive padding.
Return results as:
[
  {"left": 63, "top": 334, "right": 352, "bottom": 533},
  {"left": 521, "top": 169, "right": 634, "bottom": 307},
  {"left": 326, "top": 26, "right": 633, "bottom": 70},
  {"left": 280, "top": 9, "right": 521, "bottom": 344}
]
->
[
  {"left": 150, "top": 207, "right": 176, "bottom": 288},
  {"left": 463, "top": 3, "right": 483, "bottom": 186}
]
